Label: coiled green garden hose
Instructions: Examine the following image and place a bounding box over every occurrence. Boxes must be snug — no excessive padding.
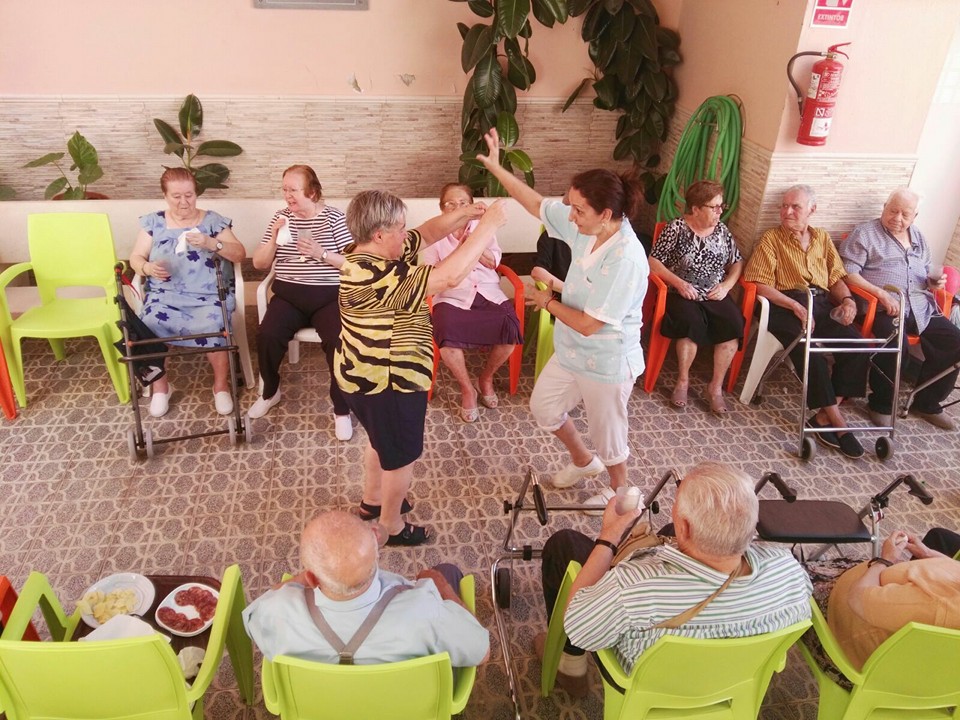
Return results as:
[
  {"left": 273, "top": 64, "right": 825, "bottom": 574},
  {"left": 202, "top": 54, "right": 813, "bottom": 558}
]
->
[{"left": 656, "top": 95, "right": 744, "bottom": 224}]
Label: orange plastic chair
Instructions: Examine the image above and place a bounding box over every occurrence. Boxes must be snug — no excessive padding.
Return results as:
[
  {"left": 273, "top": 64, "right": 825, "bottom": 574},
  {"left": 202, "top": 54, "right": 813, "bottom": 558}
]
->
[
  {"left": 644, "top": 222, "right": 748, "bottom": 394},
  {"left": 428, "top": 264, "right": 525, "bottom": 401},
  {"left": 855, "top": 264, "right": 958, "bottom": 342},
  {"left": 0, "top": 577, "right": 39, "bottom": 641},
  {"left": 0, "top": 343, "right": 15, "bottom": 420}
]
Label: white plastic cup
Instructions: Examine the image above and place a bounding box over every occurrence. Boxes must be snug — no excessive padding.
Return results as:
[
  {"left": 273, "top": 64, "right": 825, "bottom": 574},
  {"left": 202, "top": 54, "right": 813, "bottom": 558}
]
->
[
  {"left": 615, "top": 485, "right": 642, "bottom": 514},
  {"left": 928, "top": 264, "right": 944, "bottom": 284},
  {"left": 829, "top": 304, "right": 845, "bottom": 323}
]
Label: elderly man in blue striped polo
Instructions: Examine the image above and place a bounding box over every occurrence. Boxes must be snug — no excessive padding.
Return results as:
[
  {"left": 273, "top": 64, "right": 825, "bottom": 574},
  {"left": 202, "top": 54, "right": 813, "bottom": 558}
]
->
[{"left": 538, "top": 462, "right": 812, "bottom": 698}]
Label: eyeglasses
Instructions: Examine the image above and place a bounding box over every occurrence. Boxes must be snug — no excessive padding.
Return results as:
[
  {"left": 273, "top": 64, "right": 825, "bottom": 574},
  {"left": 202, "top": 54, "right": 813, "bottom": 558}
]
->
[
  {"left": 703, "top": 203, "right": 727, "bottom": 213},
  {"left": 441, "top": 200, "right": 471, "bottom": 211}
]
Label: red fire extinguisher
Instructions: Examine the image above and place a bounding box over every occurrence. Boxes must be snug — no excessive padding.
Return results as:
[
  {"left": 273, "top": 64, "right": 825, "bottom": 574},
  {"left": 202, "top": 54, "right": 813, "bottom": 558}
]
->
[{"left": 787, "top": 43, "right": 851, "bottom": 146}]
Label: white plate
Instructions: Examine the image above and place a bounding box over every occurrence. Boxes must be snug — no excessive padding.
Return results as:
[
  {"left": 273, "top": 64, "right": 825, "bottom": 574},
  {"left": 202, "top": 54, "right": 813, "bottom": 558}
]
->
[
  {"left": 81, "top": 573, "right": 155, "bottom": 628},
  {"left": 154, "top": 583, "right": 220, "bottom": 637}
]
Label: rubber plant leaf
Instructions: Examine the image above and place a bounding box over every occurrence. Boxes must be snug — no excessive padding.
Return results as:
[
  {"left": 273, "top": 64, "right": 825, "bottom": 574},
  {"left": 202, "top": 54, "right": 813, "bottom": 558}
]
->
[
  {"left": 153, "top": 119, "right": 185, "bottom": 159},
  {"left": 472, "top": 50, "right": 503, "bottom": 108},
  {"left": 179, "top": 94, "right": 203, "bottom": 140},
  {"left": 496, "top": 0, "right": 530, "bottom": 39},
  {"left": 496, "top": 111, "right": 520, "bottom": 147},
  {"left": 467, "top": 0, "right": 494, "bottom": 17},
  {"left": 562, "top": 77, "right": 590, "bottom": 111},
  {"left": 461, "top": 24, "right": 495, "bottom": 72},
  {"left": 195, "top": 140, "right": 243, "bottom": 158}
]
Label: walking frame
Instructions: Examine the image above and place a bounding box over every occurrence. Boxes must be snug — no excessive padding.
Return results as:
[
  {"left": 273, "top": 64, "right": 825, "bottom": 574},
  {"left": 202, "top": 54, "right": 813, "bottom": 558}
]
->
[{"left": 113, "top": 261, "right": 251, "bottom": 460}]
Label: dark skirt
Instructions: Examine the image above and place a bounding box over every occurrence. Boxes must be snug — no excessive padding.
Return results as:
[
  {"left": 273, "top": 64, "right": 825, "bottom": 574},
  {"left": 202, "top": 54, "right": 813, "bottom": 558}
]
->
[
  {"left": 433, "top": 295, "right": 522, "bottom": 349},
  {"left": 661, "top": 294, "right": 744, "bottom": 346},
  {"left": 342, "top": 388, "right": 428, "bottom": 471}
]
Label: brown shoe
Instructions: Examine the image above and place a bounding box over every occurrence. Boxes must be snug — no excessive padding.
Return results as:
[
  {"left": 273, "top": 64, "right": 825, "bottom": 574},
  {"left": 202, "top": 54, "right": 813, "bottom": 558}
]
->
[{"left": 910, "top": 409, "right": 956, "bottom": 430}]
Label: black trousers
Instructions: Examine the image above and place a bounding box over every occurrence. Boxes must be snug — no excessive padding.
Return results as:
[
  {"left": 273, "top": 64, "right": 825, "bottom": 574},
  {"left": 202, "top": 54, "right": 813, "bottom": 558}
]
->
[
  {"left": 922, "top": 527, "right": 960, "bottom": 557},
  {"left": 868, "top": 312, "right": 960, "bottom": 415},
  {"left": 541, "top": 529, "right": 595, "bottom": 655},
  {"left": 767, "top": 291, "right": 868, "bottom": 410},
  {"left": 257, "top": 280, "right": 349, "bottom": 415}
]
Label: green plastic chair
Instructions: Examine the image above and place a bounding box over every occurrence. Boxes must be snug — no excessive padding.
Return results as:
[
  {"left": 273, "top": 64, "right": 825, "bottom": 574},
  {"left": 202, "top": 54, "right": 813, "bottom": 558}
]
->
[
  {"left": 0, "top": 213, "right": 129, "bottom": 408},
  {"left": 798, "top": 597, "right": 960, "bottom": 720},
  {"left": 540, "top": 560, "right": 582, "bottom": 697},
  {"left": 0, "top": 565, "right": 254, "bottom": 720},
  {"left": 261, "top": 574, "right": 478, "bottom": 720},
  {"left": 533, "top": 280, "right": 555, "bottom": 381},
  {"left": 541, "top": 560, "right": 811, "bottom": 719}
]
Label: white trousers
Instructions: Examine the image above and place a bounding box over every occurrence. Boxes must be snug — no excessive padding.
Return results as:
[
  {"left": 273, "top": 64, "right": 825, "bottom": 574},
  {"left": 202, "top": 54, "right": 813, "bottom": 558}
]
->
[{"left": 530, "top": 356, "right": 634, "bottom": 466}]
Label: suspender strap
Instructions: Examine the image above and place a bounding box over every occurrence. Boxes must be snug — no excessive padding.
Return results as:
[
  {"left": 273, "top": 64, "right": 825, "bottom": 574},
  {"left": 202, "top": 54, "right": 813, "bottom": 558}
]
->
[
  {"left": 303, "top": 584, "right": 410, "bottom": 665},
  {"left": 652, "top": 555, "right": 749, "bottom": 630}
]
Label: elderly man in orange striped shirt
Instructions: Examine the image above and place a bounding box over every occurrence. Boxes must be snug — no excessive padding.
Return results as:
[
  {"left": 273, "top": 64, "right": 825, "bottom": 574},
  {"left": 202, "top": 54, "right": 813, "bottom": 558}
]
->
[{"left": 743, "top": 185, "right": 869, "bottom": 458}]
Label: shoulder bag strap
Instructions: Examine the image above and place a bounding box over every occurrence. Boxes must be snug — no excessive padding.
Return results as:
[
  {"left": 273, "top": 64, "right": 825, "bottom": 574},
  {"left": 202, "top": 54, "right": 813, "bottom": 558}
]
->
[
  {"left": 652, "top": 555, "right": 749, "bottom": 630},
  {"left": 303, "top": 584, "right": 410, "bottom": 665}
]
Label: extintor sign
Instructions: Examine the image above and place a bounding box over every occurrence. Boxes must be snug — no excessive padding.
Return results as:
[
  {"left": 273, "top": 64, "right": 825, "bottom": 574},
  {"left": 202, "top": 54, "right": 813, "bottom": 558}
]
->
[{"left": 811, "top": 0, "right": 853, "bottom": 28}]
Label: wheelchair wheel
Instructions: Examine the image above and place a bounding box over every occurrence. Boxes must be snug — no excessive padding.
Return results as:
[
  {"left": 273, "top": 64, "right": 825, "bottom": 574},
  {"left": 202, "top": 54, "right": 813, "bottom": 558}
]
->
[
  {"left": 799, "top": 436, "right": 816, "bottom": 461},
  {"left": 875, "top": 436, "right": 894, "bottom": 461},
  {"left": 144, "top": 428, "right": 154, "bottom": 459},
  {"left": 126, "top": 428, "right": 139, "bottom": 461},
  {"left": 495, "top": 567, "right": 511, "bottom": 609}
]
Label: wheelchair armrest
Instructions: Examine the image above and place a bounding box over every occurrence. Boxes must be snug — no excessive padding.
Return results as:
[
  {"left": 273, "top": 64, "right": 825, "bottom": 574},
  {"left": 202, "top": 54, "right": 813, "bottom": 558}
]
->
[{"left": 256, "top": 268, "right": 277, "bottom": 324}]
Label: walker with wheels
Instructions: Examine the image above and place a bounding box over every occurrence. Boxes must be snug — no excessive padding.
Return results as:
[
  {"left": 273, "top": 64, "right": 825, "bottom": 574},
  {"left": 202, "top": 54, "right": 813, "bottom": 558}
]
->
[
  {"left": 113, "top": 261, "right": 252, "bottom": 460},
  {"left": 751, "top": 287, "right": 906, "bottom": 461}
]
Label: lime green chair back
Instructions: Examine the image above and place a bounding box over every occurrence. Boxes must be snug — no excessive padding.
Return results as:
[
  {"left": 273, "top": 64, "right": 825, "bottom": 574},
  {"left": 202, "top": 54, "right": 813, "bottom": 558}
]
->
[
  {"left": 540, "top": 560, "right": 810, "bottom": 719},
  {"left": 262, "top": 575, "right": 478, "bottom": 720},
  {"left": 596, "top": 621, "right": 810, "bottom": 720},
  {"left": 533, "top": 280, "right": 555, "bottom": 381},
  {"left": 540, "top": 560, "right": 582, "bottom": 697},
  {"left": 0, "top": 565, "right": 254, "bottom": 720},
  {"left": 798, "top": 598, "right": 960, "bottom": 720},
  {"left": 0, "top": 213, "right": 129, "bottom": 407}
]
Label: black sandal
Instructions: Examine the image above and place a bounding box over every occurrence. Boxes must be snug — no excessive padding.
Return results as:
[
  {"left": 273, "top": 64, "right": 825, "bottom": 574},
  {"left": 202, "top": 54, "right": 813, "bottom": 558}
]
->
[
  {"left": 386, "top": 522, "right": 430, "bottom": 547},
  {"left": 357, "top": 498, "right": 414, "bottom": 521}
]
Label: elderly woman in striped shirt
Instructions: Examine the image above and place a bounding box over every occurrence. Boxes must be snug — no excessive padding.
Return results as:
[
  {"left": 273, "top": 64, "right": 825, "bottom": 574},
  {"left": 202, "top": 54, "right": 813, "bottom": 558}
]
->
[{"left": 248, "top": 165, "right": 354, "bottom": 440}]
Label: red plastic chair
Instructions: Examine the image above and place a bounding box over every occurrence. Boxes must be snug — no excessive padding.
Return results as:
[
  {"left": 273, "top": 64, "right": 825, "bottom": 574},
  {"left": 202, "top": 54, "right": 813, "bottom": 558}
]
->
[
  {"left": 0, "top": 342, "right": 16, "bottom": 420},
  {"left": 644, "top": 223, "right": 749, "bottom": 394},
  {"left": 428, "top": 264, "right": 525, "bottom": 401},
  {"left": 0, "top": 576, "right": 40, "bottom": 641}
]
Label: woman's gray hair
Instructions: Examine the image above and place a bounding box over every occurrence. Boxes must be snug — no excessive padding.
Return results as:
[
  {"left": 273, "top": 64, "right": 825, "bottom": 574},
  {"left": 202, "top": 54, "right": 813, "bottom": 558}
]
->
[
  {"left": 675, "top": 462, "right": 758, "bottom": 557},
  {"left": 346, "top": 190, "right": 407, "bottom": 245}
]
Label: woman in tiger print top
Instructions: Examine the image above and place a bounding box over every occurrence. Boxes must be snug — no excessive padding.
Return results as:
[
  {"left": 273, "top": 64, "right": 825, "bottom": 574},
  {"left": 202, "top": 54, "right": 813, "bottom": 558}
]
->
[{"left": 334, "top": 190, "right": 507, "bottom": 546}]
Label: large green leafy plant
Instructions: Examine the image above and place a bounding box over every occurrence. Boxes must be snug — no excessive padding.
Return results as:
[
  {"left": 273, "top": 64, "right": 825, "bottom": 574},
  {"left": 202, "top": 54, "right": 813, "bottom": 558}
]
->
[
  {"left": 454, "top": 0, "right": 561, "bottom": 195},
  {"left": 154, "top": 94, "right": 243, "bottom": 195},
  {"left": 564, "top": 0, "right": 681, "bottom": 202},
  {"left": 24, "top": 131, "right": 104, "bottom": 200},
  {"left": 452, "top": 0, "right": 680, "bottom": 203}
]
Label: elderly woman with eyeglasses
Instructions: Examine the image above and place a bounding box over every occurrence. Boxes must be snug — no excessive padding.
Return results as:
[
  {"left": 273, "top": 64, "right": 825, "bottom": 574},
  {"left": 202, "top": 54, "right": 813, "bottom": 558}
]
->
[
  {"left": 649, "top": 180, "right": 744, "bottom": 414},
  {"left": 420, "top": 183, "right": 522, "bottom": 423}
]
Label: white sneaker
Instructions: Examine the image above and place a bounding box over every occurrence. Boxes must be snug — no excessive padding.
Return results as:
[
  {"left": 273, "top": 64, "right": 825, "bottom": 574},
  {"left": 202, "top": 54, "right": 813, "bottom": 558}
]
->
[
  {"left": 335, "top": 414, "right": 353, "bottom": 441},
  {"left": 247, "top": 390, "right": 281, "bottom": 419},
  {"left": 551, "top": 455, "right": 604, "bottom": 488},
  {"left": 214, "top": 390, "right": 234, "bottom": 415},
  {"left": 149, "top": 384, "right": 173, "bottom": 418},
  {"left": 583, "top": 487, "right": 616, "bottom": 516}
]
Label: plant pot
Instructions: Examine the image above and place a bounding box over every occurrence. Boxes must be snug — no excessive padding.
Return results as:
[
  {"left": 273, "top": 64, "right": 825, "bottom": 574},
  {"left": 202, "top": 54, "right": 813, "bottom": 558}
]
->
[{"left": 52, "top": 191, "right": 109, "bottom": 200}]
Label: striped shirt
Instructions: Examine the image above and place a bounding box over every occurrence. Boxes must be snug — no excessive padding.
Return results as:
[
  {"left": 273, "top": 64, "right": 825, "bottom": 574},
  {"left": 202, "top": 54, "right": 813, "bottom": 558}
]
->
[
  {"left": 841, "top": 218, "right": 938, "bottom": 333},
  {"left": 334, "top": 230, "right": 434, "bottom": 395},
  {"left": 744, "top": 226, "right": 846, "bottom": 292},
  {"left": 564, "top": 544, "right": 812, "bottom": 673},
  {"left": 261, "top": 206, "right": 352, "bottom": 286}
]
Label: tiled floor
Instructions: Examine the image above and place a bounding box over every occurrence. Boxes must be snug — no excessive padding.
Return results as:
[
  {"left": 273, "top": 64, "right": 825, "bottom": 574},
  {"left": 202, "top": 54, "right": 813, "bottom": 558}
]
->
[{"left": 2, "top": 321, "right": 959, "bottom": 719}]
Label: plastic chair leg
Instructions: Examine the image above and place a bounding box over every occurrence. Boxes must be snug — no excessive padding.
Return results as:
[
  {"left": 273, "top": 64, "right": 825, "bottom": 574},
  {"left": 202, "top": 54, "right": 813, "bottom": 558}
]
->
[
  {"left": 288, "top": 340, "right": 300, "bottom": 365},
  {"left": 739, "top": 333, "right": 784, "bottom": 404},
  {"left": 508, "top": 344, "right": 521, "bottom": 395},
  {"left": 232, "top": 311, "right": 256, "bottom": 389},
  {"left": 95, "top": 330, "right": 131, "bottom": 404},
  {"left": 0, "top": 340, "right": 17, "bottom": 419},
  {"left": 47, "top": 337, "right": 66, "bottom": 362},
  {"left": 225, "top": 576, "right": 255, "bottom": 705},
  {"left": 9, "top": 335, "right": 27, "bottom": 408},
  {"left": 643, "top": 333, "right": 672, "bottom": 393}
]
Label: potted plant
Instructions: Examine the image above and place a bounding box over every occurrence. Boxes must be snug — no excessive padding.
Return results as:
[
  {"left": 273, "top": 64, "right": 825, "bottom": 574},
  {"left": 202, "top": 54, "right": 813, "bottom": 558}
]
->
[
  {"left": 23, "top": 131, "right": 106, "bottom": 199},
  {"left": 154, "top": 94, "right": 243, "bottom": 195}
]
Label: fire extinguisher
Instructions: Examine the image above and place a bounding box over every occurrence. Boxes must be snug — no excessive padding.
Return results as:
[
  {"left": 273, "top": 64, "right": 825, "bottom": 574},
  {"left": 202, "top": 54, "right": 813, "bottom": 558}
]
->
[{"left": 787, "top": 43, "right": 851, "bottom": 146}]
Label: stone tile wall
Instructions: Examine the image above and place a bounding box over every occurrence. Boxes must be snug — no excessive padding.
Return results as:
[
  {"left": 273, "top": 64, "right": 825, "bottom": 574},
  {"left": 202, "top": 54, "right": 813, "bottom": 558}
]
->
[{"left": 0, "top": 95, "right": 628, "bottom": 202}]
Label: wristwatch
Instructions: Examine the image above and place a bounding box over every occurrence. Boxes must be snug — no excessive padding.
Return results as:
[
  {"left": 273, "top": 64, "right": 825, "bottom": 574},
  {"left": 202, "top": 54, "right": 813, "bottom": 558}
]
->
[
  {"left": 868, "top": 557, "right": 893, "bottom": 568},
  {"left": 214, "top": 241, "right": 224, "bottom": 252},
  {"left": 321, "top": 249, "right": 328, "bottom": 263}
]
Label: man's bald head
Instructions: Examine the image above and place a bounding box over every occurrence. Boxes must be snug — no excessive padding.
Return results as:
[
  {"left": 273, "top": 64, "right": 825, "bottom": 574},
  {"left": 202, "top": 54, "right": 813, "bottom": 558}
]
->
[{"left": 301, "top": 511, "right": 379, "bottom": 600}]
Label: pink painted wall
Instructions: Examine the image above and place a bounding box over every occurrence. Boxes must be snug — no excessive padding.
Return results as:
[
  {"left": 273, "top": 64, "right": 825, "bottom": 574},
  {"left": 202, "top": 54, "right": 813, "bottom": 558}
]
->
[
  {"left": 0, "top": 0, "right": 593, "bottom": 97},
  {"left": 672, "top": 0, "right": 808, "bottom": 150},
  {"left": 775, "top": 0, "right": 960, "bottom": 153}
]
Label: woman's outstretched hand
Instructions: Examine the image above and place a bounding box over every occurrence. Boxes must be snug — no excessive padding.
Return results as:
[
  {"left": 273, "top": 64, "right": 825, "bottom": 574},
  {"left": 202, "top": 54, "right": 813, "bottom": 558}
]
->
[{"left": 477, "top": 128, "right": 501, "bottom": 170}]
